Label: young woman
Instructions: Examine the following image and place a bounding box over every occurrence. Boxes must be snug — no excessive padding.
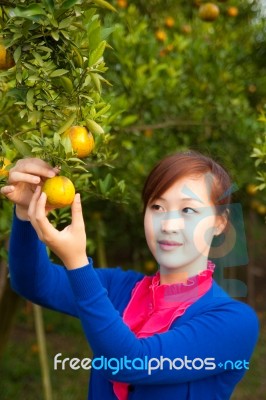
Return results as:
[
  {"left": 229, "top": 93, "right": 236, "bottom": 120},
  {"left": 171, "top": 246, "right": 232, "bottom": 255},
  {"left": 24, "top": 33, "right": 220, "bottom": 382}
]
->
[{"left": 1, "top": 151, "right": 259, "bottom": 400}]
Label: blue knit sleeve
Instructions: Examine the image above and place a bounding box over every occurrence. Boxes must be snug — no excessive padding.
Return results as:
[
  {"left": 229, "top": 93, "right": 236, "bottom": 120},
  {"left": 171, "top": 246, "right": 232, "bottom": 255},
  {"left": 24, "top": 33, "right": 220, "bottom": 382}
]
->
[
  {"left": 8, "top": 212, "right": 142, "bottom": 318},
  {"left": 66, "top": 262, "right": 260, "bottom": 385}
]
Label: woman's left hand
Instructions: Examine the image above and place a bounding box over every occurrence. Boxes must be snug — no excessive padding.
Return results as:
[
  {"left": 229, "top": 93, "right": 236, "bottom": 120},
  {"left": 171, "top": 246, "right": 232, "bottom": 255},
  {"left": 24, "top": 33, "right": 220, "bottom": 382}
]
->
[{"left": 28, "top": 186, "right": 89, "bottom": 270}]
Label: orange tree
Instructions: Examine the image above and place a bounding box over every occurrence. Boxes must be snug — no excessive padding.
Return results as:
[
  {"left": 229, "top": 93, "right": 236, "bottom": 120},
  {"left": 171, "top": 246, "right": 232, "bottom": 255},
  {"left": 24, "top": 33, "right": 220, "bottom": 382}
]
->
[
  {"left": 0, "top": 0, "right": 125, "bottom": 358},
  {"left": 85, "top": 0, "right": 265, "bottom": 266},
  {"left": 0, "top": 0, "right": 127, "bottom": 253}
]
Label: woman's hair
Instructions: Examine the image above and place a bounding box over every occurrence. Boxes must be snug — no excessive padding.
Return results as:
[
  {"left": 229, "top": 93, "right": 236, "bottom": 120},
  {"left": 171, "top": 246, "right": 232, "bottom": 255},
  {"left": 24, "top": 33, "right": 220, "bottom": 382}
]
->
[{"left": 142, "top": 150, "right": 232, "bottom": 214}]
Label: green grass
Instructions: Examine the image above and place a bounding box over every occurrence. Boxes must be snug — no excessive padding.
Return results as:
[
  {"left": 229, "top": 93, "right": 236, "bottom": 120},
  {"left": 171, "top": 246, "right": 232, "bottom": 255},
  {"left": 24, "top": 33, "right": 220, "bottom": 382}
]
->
[{"left": 0, "top": 304, "right": 265, "bottom": 400}]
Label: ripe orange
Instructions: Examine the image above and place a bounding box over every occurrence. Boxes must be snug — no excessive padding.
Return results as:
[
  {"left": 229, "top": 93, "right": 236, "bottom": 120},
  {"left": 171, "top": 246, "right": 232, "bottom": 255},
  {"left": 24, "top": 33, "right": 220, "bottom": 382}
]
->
[
  {"left": 246, "top": 184, "right": 257, "bottom": 196},
  {"left": 256, "top": 204, "right": 266, "bottom": 215},
  {"left": 0, "top": 157, "right": 11, "bottom": 177},
  {"left": 0, "top": 44, "right": 15, "bottom": 70},
  {"left": 227, "top": 6, "right": 239, "bottom": 17},
  {"left": 165, "top": 17, "right": 175, "bottom": 28},
  {"left": 42, "top": 176, "right": 75, "bottom": 208},
  {"left": 63, "top": 126, "right": 95, "bottom": 158},
  {"left": 198, "top": 3, "right": 220, "bottom": 22},
  {"left": 144, "top": 260, "right": 157, "bottom": 273},
  {"left": 155, "top": 30, "right": 167, "bottom": 42},
  {"left": 117, "top": 0, "right": 127, "bottom": 8}
]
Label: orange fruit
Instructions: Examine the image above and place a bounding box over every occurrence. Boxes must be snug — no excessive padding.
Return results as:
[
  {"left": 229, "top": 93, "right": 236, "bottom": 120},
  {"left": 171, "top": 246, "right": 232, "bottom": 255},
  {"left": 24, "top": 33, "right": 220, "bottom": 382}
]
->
[
  {"left": 0, "top": 157, "right": 11, "bottom": 177},
  {"left": 63, "top": 126, "right": 95, "bottom": 158},
  {"left": 227, "top": 6, "right": 239, "bottom": 17},
  {"left": 144, "top": 260, "right": 157, "bottom": 273},
  {"left": 155, "top": 30, "right": 167, "bottom": 42},
  {"left": 117, "top": 0, "right": 127, "bottom": 8},
  {"left": 198, "top": 3, "right": 220, "bottom": 22},
  {"left": 165, "top": 17, "right": 175, "bottom": 28},
  {"left": 256, "top": 204, "right": 266, "bottom": 215},
  {"left": 246, "top": 184, "right": 258, "bottom": 195},
  {"left": 42, "top": 176, "right": 75, "bottom": 208},
  {"left": 0, "top": 44, "right": 15, "bottom": 70}
]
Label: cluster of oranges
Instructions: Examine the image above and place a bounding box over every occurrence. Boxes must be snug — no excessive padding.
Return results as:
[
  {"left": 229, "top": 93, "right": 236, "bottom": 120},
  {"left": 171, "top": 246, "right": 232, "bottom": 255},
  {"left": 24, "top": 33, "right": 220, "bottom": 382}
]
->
[
  {"left": 1, "top": 35, "right": 96, "bottom": 209},
  {"left": 196, "top": 2, "right": 239, "bottom": 22},
  {"left": 1, "top": 39, "right": 95, "bottom": 208},
  {"left": 42, "top": 126, "right": 95, "bottom": 208}
]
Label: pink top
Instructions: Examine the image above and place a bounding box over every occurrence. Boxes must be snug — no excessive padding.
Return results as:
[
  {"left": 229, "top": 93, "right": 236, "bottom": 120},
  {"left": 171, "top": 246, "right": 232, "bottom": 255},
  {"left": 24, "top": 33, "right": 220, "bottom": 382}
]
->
[{"left": 112, "top": 260, "right": 216, "bottom": 400}]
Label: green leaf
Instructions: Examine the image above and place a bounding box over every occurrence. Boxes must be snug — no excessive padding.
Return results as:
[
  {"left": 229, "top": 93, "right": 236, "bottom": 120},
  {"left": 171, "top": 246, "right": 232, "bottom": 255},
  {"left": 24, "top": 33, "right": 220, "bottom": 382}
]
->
[
  {"left": 58, "top": 114, "right": 76, "bottom": 135},
  {"left": 13, "top": 46, "right": 22, "bottom": 64},
  {"left": 89, "top": 41, "right": 106, "bottom": 66},
  {"left": 58, "top": 76, "right": 73, "bottom": 94},
  {"left": 94, "top": 104, "right": 111, "bottom": 118},
  {"left": 50, "top": 69, "right": 69, "bottom": 77},
  {"left": 26, "top": 89, "right": 35, "bottom": 111},
  {"left": 53, "top": 132, "right": 61, "bottom": 148},
  {"left": 59, "top": 18, "right": 73, "bottom": 29},
  {"left": 90, "top": 73, "right": 102, "bottom": 93},
  {"left": 101, "top": 27, "right": 116, "bottom": 40},
  {"left": 43, "top": 0, "right": 55, "bottom": 14},
  {"left": 61, "top": 0, "right": 80, "bottom": 10},
  {"left": 92, "top": 0, "right": 117, "bottom": 12},
  {"left": 86, "top": 119, "right": 104, "bottom": 134},
  {"left": 11, "top": 4, "right": 46, "bottom": 18},
  {"left": 51, "top": 31, "right": 60, "bottom": 41},
  {"left": 12, "top": 137, "right": 32, "bottom": 157}
]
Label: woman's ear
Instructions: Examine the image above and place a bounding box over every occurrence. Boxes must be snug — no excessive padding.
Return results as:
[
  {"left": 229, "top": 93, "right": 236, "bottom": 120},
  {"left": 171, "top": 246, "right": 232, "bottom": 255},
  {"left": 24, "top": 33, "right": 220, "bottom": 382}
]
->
[{"left": 215, "top": 208, "right": 230, "bottom": 236}]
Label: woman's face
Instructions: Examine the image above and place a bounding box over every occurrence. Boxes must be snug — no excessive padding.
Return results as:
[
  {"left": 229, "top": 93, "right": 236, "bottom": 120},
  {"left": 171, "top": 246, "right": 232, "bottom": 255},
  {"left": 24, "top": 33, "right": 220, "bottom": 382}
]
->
[{"left": 144, "top": 174, "right": 225, "bottom": 280}]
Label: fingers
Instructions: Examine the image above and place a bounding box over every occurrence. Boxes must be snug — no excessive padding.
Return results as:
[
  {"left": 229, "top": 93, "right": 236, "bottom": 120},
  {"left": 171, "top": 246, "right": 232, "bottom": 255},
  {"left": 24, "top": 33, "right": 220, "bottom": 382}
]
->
[
  {"left": 71, "top": 194, "right": 85, "bottom": 231},
  {"left": 28, "top": 186, "right": 57, "bottom": 242},
  {"left": 8, "top": 158, "right": 59, "bottom": 185},
  {"left": 0, "top": 185, "right": 15, "bottom": 196}
]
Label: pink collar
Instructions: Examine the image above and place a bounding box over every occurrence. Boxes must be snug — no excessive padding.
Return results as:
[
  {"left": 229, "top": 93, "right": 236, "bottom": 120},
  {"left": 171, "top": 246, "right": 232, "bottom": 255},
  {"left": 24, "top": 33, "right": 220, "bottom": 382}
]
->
[{"left": 112, "top": 260, "right": 215, "bottom": 400}]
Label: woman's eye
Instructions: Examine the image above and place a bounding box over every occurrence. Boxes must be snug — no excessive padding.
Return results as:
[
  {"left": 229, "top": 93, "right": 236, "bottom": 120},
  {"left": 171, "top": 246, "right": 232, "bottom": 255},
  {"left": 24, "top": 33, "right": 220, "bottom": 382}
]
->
[
  {"left": 151, "top": 204, "right": 163, "bottom": 211},
  {"left": 182, "top": 207, "right": 197, "bottom": 214}
]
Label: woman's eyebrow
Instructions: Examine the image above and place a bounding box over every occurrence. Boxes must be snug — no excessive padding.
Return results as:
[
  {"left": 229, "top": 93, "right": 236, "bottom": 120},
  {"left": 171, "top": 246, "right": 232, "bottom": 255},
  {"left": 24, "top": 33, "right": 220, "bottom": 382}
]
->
[
  {"left": 180, "top": 197, "right": 204, "bottom": 204},
  {"left": 156, "top": 196, "right": 204, "bottom": 204}
]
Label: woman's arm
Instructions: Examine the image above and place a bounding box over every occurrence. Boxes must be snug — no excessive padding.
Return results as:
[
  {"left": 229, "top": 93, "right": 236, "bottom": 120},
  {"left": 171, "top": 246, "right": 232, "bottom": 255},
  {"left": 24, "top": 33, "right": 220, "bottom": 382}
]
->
[{"left": 9, "top": 212, "right": 81, "bottom": 316}]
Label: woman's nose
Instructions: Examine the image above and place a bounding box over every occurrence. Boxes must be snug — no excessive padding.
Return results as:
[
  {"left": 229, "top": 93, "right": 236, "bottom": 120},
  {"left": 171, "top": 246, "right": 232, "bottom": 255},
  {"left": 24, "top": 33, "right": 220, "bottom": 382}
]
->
[{"left": 161, "top": 211, "right": 184, "bottom": 232}]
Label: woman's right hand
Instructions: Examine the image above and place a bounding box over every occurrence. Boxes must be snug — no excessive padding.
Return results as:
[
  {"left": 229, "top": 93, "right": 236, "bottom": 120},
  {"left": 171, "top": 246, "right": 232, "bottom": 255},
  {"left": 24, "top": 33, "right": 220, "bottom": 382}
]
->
[{"left": 0, "top": 158, "right": 58, "bottom": 220}]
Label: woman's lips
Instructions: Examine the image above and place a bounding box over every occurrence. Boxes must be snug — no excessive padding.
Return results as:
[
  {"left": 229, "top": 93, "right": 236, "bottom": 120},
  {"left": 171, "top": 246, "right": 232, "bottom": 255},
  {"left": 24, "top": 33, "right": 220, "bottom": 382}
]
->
[{"left": 158, "top": 240, "right": 183, "bottom": 251}]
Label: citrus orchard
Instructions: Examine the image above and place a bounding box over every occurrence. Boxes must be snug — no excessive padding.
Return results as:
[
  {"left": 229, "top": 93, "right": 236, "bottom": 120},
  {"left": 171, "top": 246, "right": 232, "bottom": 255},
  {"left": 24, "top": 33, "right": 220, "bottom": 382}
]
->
[
  {"left": 42, "top": 176, "right": 75, "bottom": 208},
  {"left": 63, "top": 126, "right": 95, "bottom": 158}
]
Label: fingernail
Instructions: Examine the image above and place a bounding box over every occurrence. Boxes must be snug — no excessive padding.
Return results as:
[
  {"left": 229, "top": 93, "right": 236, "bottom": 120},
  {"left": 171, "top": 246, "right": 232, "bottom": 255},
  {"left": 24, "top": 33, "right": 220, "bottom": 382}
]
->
[{"left": 48, "top": 170, "right": 56, "bottom": 177}]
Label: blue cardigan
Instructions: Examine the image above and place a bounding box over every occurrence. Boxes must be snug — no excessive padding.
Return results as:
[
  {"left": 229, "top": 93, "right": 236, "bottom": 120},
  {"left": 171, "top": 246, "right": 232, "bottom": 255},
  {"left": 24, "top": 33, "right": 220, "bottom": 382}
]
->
[{"left": 8, "top": 214, "right": 259, "bottom": 400}]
